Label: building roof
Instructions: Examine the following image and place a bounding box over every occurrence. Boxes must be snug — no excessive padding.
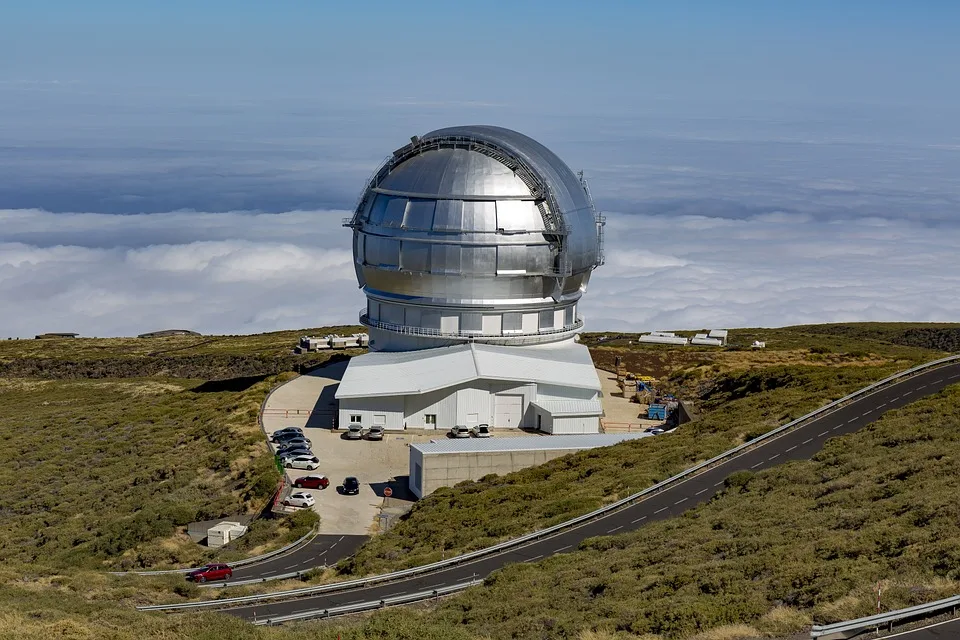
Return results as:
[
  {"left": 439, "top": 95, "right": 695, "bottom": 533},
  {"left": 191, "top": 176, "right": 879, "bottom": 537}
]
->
[
  {"left": 709, "top": 329, "right": 729, "bottom": 338},
  {"left": 412, "top": 432, "right": 649, "bottom": 455},
  {"left": 336, "top": 341, "right": 600, "bottom": 399},
  {"left": 530, "top": 398, "right": 603, "bottom": 417}
]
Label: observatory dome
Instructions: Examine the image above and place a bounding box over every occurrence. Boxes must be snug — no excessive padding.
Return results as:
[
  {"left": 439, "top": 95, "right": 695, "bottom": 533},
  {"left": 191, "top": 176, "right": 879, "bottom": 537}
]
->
[{"left": 346, "top": 125, "right": 604, "bottom": 351}]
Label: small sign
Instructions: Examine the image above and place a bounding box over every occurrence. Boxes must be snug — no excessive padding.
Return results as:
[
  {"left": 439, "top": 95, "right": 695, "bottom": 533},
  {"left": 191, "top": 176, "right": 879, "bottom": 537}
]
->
[{"left": 383, "top": 487, "right": 393, "bottom": 498}]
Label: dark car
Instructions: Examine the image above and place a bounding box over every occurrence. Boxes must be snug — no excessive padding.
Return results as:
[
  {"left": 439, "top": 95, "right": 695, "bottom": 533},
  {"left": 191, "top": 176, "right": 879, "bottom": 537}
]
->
[
  {"left": 342, "top": 476, "right": 360, "bottom": 495},
  {"left": 275, "top": 444, "right": 313, "bottom": 457},
  {"left": 270, "top": 427, "right": 303, "bottom": 442},
  {"left": 186, "top": 563, "right": 233, "bottom": 583},
  {"left": 293, "top": 474, "right": 330, "bottom": 490}
]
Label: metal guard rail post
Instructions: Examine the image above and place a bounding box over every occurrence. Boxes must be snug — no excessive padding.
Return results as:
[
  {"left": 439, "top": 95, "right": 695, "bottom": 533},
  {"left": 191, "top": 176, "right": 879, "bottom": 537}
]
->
[
  {"left": 112, "top": 526, "right": 318, "bottom": 577},
  {"left": 252, "top": 579, "right": 485, "bottom": 626},
  {"left": 810, "top": 594, "right": 960, "bottom": 638},
  {"left": 137, "top": 354, "right": 960, "bottom": 611}
]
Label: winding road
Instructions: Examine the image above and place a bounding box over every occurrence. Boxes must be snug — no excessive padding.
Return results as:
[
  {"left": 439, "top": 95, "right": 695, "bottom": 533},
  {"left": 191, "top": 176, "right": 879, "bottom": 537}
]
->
[
  {"left": 225, "top": 534, "right": 367, "bottom": 583},
  {"left": 218, "top": 361, "right": 960, "bottom": 623}
]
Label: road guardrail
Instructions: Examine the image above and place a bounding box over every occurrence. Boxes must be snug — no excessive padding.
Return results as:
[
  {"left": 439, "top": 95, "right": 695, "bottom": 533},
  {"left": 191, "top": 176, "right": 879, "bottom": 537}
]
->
[
  {"left": 137, "top": 354, "right": 960, "bottom": 612},
  {"left": 810, "top": 594, "right": 960, "bottom": 639},
  {"left": 112, "top": 526, "right": 317, "bottom": 576},
  {"left": 251, "top": 578, "right": 484, "bottom": 625}
]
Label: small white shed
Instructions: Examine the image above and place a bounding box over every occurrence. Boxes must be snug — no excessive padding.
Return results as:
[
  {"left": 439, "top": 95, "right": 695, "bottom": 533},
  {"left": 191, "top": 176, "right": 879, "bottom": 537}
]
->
[{"left": 206, "top": 521, "right": 248, "bottom": 548}]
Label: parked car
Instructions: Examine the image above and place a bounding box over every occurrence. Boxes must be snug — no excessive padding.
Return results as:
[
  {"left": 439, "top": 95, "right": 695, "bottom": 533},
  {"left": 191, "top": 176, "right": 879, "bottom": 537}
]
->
[
  {"left": 365, "top": 425, "right": 384, "bottom": 441},
  {"left": 275, "top": 436, "right": 311, "bottom": 449},
  {"left": 449, "top": 424, "right": 470, "bottom": 438},
  {"left": 281, "top": 455, "right": 320, "bottom": 470},
  {"left": 270, "top": 426, "right": 303, "bottom": 441},
  {"left": 342, "top": 476, "right": 361, "bottom": 495},
  {"left": 470, "top": 424, "right": 492, "bottom": 438},
  {"left": 277, "top": 446, "right": 314, "bottom": 458},
  {"left": 649, "top": 428, "right": 665, "bottom": 436},
  {"left": 273, "top": 432, "right": 312, "bottom": 446},
  {"left": 186, "top": 563, "right": 232, "bottom": 583},
  {"left": 345, "top": 423, "right": 364, "bottom": 440},
  {"left": 282, "top": 491, "right": 316, "bottom": 508},
  {"left": 293, "top": 474, "right": 329, "bottom": 490}
]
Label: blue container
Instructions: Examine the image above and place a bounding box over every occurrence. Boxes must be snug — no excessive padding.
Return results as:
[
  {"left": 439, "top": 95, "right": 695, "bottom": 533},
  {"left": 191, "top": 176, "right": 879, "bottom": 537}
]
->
[{"left": 648, "top": 404, "right": 667, "bottom": 420}]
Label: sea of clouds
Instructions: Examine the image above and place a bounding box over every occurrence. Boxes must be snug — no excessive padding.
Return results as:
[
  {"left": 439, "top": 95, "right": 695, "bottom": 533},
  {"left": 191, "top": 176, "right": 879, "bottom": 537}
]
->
[
  {"left": 1, "top": 86, "right": 959, "bottom": 338},
  {"left": 2, "top": 206, "right": 959, "bottom": 339}
]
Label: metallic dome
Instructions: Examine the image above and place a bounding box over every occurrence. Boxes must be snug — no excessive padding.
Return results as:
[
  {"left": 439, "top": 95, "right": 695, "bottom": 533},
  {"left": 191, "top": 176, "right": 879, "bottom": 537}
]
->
[{"left": 346, "top": 125, "right": 604, "bottom": 351}]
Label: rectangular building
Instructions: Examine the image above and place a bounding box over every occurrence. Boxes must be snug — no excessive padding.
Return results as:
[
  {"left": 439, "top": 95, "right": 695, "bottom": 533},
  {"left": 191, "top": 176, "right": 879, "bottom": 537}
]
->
[
  {"left": 409, "top": 433, "right": 650, "bottom": 498},
  {"left": 335, "top": 341, "right": 603, "bottom": 433}
]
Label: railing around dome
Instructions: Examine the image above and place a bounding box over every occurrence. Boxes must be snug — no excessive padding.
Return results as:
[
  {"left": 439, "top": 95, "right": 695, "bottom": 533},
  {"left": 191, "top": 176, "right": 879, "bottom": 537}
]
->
[{"left": 359, "top": 312, "right": 583, "bottom": 341}]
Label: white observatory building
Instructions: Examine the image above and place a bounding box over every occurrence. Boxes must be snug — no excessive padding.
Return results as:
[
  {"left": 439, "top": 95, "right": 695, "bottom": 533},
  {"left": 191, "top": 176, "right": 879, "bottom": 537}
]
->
[{"left": 335, "top": 126, "right": 605, "bottom": 434}]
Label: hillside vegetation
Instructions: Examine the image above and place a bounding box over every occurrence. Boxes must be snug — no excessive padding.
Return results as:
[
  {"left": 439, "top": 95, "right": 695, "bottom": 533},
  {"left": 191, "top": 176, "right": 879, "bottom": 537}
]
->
[
  {"left": 345, "top": 362, "right": 910, "bottom": 574},
  {"left": 0, "top": 326, "right": 363, "bottom": 379},
  {"left": 0, "top": 375, "right": 292, "bottom": 570},
  {"left": 315, "top": 383, "right": 960, "bottom": 640}
]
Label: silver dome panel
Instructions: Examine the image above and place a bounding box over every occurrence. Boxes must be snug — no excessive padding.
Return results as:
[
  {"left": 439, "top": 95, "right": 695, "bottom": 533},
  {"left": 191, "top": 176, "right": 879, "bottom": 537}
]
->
[{"left": 346, "top": 125, "right": 604, "bottom": 351}]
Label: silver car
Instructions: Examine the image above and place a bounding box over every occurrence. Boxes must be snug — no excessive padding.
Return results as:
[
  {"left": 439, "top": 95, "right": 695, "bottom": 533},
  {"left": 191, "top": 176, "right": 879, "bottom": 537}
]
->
[
  {"left": 345, "top": 423, "right": 364, "bottom": 440},
  {"left": 366, "top": 425, "right": 384, "bottom": 440},
  {"left": 449, "top": 424, "right": 470, "bottom": 438}
]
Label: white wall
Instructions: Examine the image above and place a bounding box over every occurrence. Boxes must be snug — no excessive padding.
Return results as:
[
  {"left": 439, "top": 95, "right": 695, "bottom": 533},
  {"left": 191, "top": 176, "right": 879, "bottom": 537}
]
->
[
  {"left": 550, "top": 415, "right": 600, "bottom": 434},
  {"left": 338, "top": 396, "right": 405, "bottom": 431}
]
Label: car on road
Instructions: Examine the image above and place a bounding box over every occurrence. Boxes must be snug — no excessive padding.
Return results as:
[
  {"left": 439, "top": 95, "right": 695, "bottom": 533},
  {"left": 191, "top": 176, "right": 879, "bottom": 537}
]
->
[
  {"left": 341, "top": 476, "right": 360, "bottom": 495},
  {"left": 470, "top": 423, "right": 492, "bottom": 438},
  {"left": 449, "top": 424, "right": 470, "bottom": 438},
  {"left": 649, "top": 428, "right": 665, "bottom": 435},
  {"left": 292, "top": 474, "right": 329, "bottom": 490},
  {"left": 365, "top": 425, "right": 384, "bottom": 441},
  {"left": 270, "top": 426, "right": 303, "bottom": 441},
  {"left": 186, "top": 563, "right": 233, "bottom": 583},
  {"left": 281, "top": 455, "right": 320, "bottom": 470},
  {"left": 344, "top": 423, "right": 364, "bottom": 440},
  {"left": 282, "top": 491, "right": 315, "bottom": 508}
]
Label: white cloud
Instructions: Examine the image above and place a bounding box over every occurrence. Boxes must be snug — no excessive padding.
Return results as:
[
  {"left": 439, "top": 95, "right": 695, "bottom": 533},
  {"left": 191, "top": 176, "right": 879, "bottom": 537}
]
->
[{"left": 1, "top": 207, "right": 959, "bottom": 339}]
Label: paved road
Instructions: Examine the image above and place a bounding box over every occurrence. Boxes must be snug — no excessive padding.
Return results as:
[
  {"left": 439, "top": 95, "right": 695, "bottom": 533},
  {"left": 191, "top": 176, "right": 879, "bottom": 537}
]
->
[
  {"left": 887, "top": 617, "right": 960, "bottom": 638},
  {"left": 222, "top": 362, "right": 960, "bottom": 621},
  {"left": 227, "top": 535, "right": 367, "bottom": 582}
]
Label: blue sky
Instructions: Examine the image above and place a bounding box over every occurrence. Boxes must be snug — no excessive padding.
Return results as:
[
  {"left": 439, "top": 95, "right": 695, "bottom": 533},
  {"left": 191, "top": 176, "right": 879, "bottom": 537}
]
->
[
  {"left": 1, "top": 1, "right": 959, "bottom": 336},
  {"left": 4, "top": 1, "right": 959, "bottom": 108}
]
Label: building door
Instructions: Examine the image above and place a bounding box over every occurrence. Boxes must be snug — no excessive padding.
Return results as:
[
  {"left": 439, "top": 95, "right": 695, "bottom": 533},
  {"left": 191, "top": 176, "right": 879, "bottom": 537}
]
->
[{"left": 494, "top": 395, "right": 523, "bottom": 428}]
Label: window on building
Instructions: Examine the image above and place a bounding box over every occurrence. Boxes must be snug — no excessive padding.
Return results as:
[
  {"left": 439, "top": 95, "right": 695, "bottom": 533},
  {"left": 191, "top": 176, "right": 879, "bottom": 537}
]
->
[
  {"left": 461, "top": 312, "right": 482, "bottom": 333},
  {"left": 425, "top": 414, "right": 437, "bottom": 425},
  {"left": 350, "top": 414, "right": 362, "bottom": 423},
  {"left": 539, "top": 309, "right": 555, "bottom": 330},
  {"left": 502, "top": 312, "right": 522, "bottom": 333}
]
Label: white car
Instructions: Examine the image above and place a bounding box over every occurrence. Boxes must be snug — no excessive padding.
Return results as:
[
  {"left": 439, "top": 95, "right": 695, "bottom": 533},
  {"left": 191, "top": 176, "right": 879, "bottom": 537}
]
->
[
  {"left": 345, "top": 423, "right": 364, "bottom": 440},
  {"left": 281, "top": 455, "right": 320, "bottom": 470},
  {"left": 470, "top": 424, "right": 492, "bottom": 438},
  {"left": 449, "top": 425, "right": 470, "bottom": 438},
  {"left": 282, "top": 491, "right": 315, "bottom": 508}
]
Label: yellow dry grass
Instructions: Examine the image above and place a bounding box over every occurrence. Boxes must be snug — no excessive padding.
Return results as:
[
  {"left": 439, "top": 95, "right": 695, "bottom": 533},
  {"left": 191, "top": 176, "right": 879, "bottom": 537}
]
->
[
  {"left": 754, "top": 606, "right": 811, "bottom": 635},
  {"left": 688, "top": 624, "right": 762, "bottom": 640}
]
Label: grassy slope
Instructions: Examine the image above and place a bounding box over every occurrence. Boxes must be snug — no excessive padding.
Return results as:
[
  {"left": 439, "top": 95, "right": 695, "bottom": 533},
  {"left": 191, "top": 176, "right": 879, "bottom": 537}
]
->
[
  {"left": 0, "top": 375, "right": 291, "bottom": 570},
  {"left": 0, "top": 326, "right": 364, "bottom": 362},
  {"left": 346, "top": 361, "right": 927, "bottom": 574},
  {"left": 339, "top": 384, "right": 960, "bottom": 640}
]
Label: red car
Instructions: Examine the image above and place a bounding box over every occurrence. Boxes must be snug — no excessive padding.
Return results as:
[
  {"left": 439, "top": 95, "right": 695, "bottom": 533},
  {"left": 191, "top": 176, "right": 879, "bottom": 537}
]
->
[
  {"left": 293, "top": 474, "right": 330, "bottom": 490},
  {"left": 186, "top": 563, "right": 233, "bottom": 583}
]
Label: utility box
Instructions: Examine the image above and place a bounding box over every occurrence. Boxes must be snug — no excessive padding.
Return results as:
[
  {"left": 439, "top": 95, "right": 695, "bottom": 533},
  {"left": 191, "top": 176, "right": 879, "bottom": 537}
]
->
[
  {"left": 206, "top": 521, "right": 248, "bottom": 548},
  {"left": 648, "top": 404, "right": 667, "bottom": 420}
]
